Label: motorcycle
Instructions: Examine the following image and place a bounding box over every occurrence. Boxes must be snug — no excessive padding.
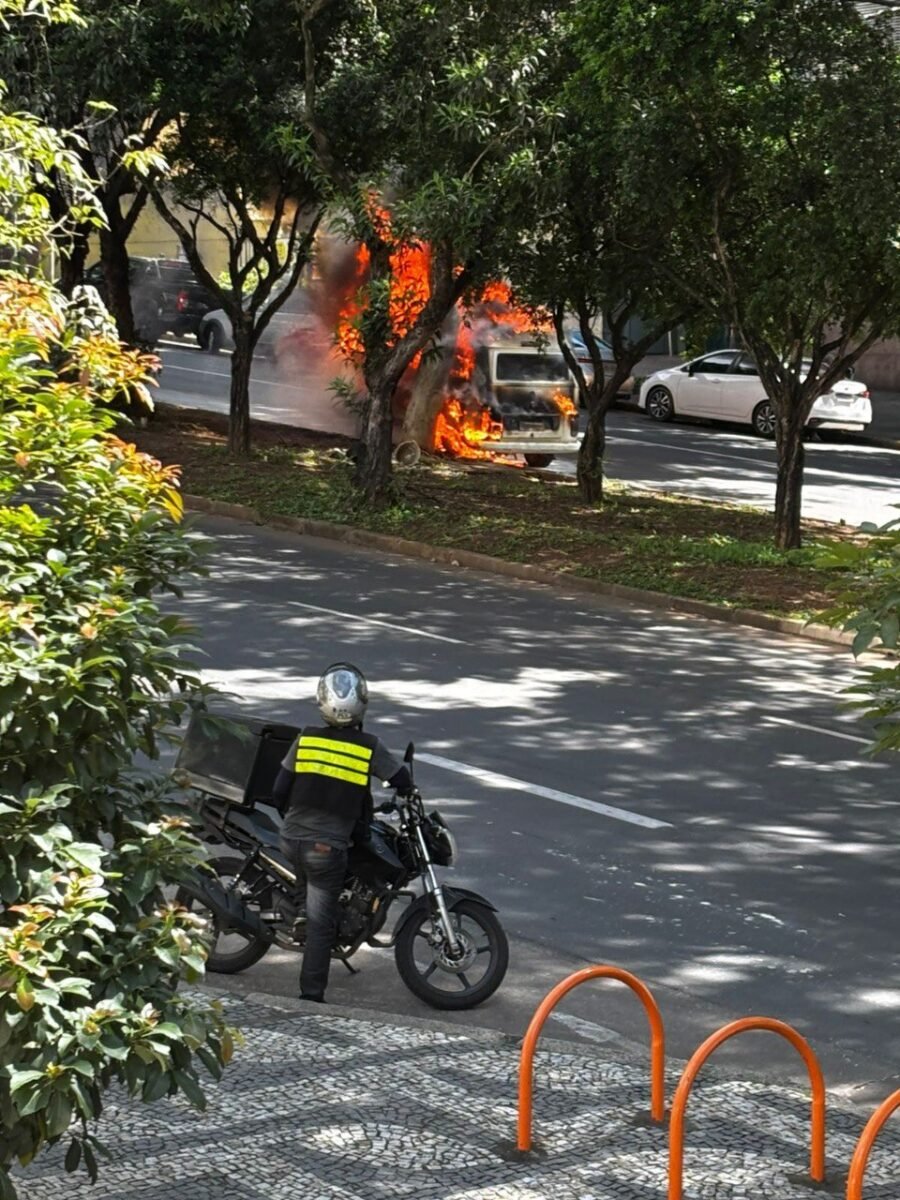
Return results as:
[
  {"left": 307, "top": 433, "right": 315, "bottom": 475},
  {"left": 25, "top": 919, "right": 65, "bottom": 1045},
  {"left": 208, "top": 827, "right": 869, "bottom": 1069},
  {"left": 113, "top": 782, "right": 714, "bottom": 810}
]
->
[{"left": 174, "top": 730, "right": 509, "bottom": 1011}]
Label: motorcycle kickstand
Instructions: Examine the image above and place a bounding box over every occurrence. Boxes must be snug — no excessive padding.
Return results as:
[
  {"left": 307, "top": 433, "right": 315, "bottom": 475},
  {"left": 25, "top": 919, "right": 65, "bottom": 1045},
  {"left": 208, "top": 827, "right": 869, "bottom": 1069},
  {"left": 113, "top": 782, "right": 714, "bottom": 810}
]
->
[{"left": 337, "top": 955, "right": 360, "bottom": 975}]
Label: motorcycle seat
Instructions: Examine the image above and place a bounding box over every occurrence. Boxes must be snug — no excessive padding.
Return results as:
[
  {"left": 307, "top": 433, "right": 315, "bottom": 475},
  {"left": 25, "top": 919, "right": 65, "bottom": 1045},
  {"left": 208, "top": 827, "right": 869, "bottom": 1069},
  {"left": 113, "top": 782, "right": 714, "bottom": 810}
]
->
[{"left": 228, "top": 807, "right": 282, "bottom": 848}]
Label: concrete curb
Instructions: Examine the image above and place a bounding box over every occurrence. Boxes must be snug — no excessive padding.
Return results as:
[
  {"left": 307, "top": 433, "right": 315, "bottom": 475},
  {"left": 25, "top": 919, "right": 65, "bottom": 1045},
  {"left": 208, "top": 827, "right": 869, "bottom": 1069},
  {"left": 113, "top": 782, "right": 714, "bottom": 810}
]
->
[
  {"left": 194, "top": 982, "right": 661, "bottom": 1069},
  {"left": 183, "top": 492, "right": 855, "bottom": 651},
  {"left": 194, "top": 982, "right": 887, "bottom": 1113}
]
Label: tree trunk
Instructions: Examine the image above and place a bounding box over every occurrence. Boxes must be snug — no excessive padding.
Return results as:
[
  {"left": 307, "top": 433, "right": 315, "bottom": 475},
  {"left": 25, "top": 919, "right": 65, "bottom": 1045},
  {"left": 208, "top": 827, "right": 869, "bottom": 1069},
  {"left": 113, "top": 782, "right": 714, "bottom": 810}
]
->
[
  {"left": 773, "top": 405, "right": 806, "bottom": 549},
  {"left": 56, "top": 228, "right": 90, "bottom": 297},
  {"left": 100, "top": 222, "right": 137, "bottom": 345},
  {"left": 401, "top": 348, "right": 449, "bottom": 449},
  {"left": 575, "top": 371, "right": 622, "bottom": 504},
  {"left": 229, "top": 328, "right": 254, "bottom": 456},
  {"left": 576, "top": 405, "right": 607, "bottom": 503},
  {"left": 355, "top": 374, "right": 395, "bottom": 502}
]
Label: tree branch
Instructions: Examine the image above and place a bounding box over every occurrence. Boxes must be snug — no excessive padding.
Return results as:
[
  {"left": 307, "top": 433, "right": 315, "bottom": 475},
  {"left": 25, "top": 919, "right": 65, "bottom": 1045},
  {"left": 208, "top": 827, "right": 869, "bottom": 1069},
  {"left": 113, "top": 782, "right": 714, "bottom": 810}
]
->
[{"left": 300, "top": 0, "right": 344, "bottom": 185}]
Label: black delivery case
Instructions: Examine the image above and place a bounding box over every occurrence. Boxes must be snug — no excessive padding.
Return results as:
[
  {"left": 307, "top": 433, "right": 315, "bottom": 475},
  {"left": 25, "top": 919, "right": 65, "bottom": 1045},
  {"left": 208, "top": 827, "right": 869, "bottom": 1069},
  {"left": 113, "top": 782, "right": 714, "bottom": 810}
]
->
[{"left": 174, "top": 711, "right": 301, "bottom": 813}]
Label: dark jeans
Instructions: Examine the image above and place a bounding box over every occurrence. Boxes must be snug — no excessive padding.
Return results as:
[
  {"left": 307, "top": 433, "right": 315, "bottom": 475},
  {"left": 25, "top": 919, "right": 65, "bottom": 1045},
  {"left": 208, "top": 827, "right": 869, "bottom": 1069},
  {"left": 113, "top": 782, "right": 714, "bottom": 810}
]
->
[{"left": 280, "top": 837, "right": 347, "bottom": 1000}]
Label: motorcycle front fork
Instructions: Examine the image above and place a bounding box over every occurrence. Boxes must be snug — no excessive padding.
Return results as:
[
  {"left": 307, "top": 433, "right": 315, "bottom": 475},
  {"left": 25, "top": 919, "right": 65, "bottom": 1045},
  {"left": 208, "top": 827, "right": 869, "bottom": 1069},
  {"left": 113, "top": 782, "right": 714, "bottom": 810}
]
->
[{"left": 415, "top": 826, "right": 461, "bottom": 957}]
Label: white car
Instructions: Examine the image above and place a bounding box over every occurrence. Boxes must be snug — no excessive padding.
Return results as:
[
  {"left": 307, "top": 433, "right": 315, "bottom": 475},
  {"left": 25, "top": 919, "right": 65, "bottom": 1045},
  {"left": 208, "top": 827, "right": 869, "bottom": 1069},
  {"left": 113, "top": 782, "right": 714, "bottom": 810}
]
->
[
  {"left": 639, "top": 350, "right": 872, "bottom": 437},
  {"left": 197, "top": 288, "right": 320, "bottom": 358}
]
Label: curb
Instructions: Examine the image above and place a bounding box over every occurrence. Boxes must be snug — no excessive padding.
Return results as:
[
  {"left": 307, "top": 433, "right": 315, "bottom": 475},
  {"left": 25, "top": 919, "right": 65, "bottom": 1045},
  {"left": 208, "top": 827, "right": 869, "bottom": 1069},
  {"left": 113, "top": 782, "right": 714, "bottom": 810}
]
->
[
  {"left": 183, "top": 492, "right": 854, "bottom": 650},
  {"left": 194, "top": 982, "right": 660, "bottom": 1070},
  {"left": 194, "top": 982, "right": 890, "bottom": 1114}
]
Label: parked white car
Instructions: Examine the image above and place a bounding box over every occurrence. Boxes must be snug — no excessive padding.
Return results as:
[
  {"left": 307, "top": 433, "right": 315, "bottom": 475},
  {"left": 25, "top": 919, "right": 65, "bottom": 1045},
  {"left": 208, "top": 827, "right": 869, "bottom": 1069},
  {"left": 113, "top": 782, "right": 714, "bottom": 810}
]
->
[
  {"left": 197, "top": 288, "right": 320, "bottom": 358},
  {"left": 639, "top": 351, "right": 872, "bottom": 437}
]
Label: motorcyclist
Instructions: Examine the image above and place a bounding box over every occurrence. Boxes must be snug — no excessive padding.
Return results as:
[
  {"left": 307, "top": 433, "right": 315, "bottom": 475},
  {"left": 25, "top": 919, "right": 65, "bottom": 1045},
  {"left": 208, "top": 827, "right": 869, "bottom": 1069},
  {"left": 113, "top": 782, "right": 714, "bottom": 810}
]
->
[{"left": 271, "top": 663, "right": 412, "bottom": 1003}]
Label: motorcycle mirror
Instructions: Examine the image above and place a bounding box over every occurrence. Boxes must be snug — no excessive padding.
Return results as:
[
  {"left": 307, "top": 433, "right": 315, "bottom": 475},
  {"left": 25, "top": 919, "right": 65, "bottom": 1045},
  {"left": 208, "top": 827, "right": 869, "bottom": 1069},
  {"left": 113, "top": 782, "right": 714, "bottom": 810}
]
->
[{"left": 404, "top": 742, "right": 414, "bottom": 762}]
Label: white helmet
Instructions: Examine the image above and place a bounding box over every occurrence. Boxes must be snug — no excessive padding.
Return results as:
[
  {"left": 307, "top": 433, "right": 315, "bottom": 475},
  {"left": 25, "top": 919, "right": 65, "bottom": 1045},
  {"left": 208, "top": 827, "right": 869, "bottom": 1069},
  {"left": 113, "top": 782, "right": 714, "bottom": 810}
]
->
[{"left": 316, "top": 662, "right": 368, "bottom": 728}]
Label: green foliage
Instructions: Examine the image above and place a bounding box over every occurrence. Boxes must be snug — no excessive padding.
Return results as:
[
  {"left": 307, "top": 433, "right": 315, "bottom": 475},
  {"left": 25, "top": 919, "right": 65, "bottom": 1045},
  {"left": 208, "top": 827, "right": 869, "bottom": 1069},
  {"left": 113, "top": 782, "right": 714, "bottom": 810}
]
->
[
  {"left": 0, "top": 99, "right": 101, "bottom": 257},
  {"left": 575, "top": 0, "right": 900, "bottom": 545},
  {"left": 304, "top": 0, "right": 566, "bottom": 495},
  {"left": 817, "top": 515, "right": 900, "bottom": 753},
  {"left": 0, "top": 14, "right": 236, "bottom": 1193}
]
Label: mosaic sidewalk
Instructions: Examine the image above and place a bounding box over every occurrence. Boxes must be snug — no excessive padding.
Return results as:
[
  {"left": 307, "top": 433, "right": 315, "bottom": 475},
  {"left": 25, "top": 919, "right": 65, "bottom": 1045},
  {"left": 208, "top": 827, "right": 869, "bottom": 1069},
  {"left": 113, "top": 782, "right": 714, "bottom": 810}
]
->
[{"left": 16, "top": 989, "right": 900, "bottom": 1200}]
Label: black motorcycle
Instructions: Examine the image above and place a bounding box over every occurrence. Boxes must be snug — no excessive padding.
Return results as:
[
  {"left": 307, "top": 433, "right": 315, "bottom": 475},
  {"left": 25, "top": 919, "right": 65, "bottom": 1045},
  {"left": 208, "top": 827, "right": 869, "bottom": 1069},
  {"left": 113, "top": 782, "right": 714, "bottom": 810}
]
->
[{"left": 173, "top": 717, "right": 509, "bottom": 1011}]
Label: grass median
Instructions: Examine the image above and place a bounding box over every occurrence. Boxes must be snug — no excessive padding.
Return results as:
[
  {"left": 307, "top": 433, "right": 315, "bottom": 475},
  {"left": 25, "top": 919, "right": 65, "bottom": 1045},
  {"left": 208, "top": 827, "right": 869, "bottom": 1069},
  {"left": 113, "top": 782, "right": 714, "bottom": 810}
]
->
[{"left": 128, "top": 404, "right": 857, "bottom": 618}]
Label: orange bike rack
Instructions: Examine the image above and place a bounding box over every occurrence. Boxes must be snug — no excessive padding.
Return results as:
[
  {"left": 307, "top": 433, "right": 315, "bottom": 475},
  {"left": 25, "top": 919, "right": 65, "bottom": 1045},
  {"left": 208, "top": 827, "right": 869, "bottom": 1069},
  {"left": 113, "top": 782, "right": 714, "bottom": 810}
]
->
[
  {"left": 846, "top": 1088, "right": 900, "bottom": 1199},
  {"left": 668, "top": 1017, "right": 826, "bottom": 1200},
  {"left": 517, "top": 965, "right": 665, "bottom": 1152}
]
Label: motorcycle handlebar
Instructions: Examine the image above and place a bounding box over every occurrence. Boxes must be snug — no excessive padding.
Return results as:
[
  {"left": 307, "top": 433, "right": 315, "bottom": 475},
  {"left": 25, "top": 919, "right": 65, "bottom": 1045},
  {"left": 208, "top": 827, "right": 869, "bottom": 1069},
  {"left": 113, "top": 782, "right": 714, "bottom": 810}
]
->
[{"left": 376, "top": 787, "right": 421, "bottom": 814}]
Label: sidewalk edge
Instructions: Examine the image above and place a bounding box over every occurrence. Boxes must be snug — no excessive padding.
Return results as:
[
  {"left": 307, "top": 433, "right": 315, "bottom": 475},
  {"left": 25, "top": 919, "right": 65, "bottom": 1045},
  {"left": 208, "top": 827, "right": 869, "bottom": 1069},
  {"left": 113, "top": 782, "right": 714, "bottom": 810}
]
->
[
  {"left": 183, "top": 492, "right": 854, "bottom": 651},
  {"left": 194, "top": 982, "right": 887, "bottom": 1114}
]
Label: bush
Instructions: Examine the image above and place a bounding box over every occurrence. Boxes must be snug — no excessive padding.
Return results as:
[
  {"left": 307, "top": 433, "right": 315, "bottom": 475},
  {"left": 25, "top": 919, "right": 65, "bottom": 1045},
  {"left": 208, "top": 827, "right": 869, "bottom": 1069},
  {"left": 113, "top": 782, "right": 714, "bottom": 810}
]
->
[
  {"left": 817, "top": 516, "right": 900, "bottom": 753},
  {"left": 0, "top": 31, "right": 236, "bottom": 1198}
]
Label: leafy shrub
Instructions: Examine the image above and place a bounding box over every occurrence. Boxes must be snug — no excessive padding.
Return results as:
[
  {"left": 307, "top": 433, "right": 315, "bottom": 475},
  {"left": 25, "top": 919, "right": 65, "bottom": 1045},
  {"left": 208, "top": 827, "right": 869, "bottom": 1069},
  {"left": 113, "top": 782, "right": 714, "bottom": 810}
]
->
[
  {"left": 0, "top": 21, "right": 235, "bottom": 1196},
  {"left": 817, "top": 516, "right": 900, "bottom": 752}
]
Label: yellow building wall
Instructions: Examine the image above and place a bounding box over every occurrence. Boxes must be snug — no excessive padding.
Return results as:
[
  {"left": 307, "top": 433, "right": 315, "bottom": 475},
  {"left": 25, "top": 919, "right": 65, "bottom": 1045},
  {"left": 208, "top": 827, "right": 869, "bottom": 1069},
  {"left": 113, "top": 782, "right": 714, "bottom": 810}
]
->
[{"left": 86, "top": 197, "right": 263, "bottom": 282}]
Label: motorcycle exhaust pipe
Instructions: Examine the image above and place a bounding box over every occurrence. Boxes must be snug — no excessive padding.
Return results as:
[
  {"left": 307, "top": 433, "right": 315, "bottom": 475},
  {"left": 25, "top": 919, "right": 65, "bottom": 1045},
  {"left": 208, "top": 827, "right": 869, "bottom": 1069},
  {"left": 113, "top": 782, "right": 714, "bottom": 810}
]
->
[{"left": 179, "top": 874, "right": 274, "bottom": 944}]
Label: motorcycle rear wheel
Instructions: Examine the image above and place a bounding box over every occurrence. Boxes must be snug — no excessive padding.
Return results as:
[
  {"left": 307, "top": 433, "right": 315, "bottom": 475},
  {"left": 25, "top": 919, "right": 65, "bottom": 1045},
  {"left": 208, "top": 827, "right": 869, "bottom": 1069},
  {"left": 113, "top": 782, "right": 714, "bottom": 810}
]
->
[
  {"left": 175, "top": 854, "right": 271, "bottom": 974},
  {"left": 394, "top": 898, "right": 509, "bottom": 1010}
]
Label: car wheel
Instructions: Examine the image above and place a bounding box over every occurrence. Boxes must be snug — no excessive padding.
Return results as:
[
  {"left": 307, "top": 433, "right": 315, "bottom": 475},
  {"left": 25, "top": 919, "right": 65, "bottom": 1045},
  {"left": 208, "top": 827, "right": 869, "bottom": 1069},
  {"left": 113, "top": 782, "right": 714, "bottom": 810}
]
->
[
  {"left": 645, "top": 385, "right": 674, "bottom": 422},
  {"left": 523, "top": 454, "right": 554, "bottom": 468},
  {"left": 201, "top": 323, "right": 224, "bottom": 353},
  {"left": 751, "top": 400, "right": 777, "bottom": 438}
]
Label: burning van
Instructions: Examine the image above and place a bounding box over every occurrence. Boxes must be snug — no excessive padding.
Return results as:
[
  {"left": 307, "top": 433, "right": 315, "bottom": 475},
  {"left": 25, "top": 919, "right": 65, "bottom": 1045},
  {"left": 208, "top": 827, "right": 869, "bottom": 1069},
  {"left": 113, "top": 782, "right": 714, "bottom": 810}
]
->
[
  {"left": 322, "top": 223, "right": 581, "bottom": 466},
  {"left": 430, "top": 336, "right": 581, "bottom": 468}
]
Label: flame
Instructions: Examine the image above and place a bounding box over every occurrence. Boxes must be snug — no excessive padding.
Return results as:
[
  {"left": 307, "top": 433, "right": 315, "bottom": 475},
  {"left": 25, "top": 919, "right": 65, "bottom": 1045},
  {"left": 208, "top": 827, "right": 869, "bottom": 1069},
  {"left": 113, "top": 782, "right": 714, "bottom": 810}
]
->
[
  {"left": 432, "top": 397, "right": 504, "bottom": 459},
  {"left": 332, "top": 213, "right": 560, "bottom": 464},
  {"left": 335, "top": 244, "right": 369, "bottom": 362},
  {"left": 335, "top": 208, "right": 431, "bottom": 369},
  {"left": 450, "top": 319, "right": 476, "bottom": 381},
  {"left": 552, "top": 389, "right": 577, "bottom": 419}
]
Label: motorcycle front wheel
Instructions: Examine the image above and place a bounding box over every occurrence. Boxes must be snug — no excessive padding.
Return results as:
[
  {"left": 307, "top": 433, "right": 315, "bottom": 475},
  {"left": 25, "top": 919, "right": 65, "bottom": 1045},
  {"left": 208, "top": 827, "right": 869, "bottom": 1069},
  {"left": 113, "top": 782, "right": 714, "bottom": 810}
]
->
[
  {"left": 174, "top": 854, "right": 271, "bottom": 974},
  {"left": 394, "top": 898, "right": 509, "bottom": 1010}
]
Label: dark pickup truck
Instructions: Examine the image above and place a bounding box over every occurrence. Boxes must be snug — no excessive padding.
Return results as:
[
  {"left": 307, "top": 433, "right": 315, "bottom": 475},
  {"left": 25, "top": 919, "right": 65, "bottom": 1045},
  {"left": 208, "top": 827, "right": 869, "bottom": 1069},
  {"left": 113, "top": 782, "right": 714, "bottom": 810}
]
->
[{"left": 85, "top": 256, "right": 216, "bottom": 345}]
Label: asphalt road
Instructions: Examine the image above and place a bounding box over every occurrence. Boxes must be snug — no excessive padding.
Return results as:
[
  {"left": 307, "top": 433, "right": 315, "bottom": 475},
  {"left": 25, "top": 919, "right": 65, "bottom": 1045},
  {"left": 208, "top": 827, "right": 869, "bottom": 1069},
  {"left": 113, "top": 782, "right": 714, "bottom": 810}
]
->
[
  {"left": 176, "top": 515, "right": 900, "bottom": 1104},
  {"left": 154, "top": 341, "right": 899, "bottom": 529}
]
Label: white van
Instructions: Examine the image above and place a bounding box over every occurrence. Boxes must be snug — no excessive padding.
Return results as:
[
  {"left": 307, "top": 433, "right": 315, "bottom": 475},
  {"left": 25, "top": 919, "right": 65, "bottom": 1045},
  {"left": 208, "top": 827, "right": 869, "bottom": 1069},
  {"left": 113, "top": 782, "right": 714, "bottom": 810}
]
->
[{"left": 473, "top": 343, "right": 581, "bottom": 467}]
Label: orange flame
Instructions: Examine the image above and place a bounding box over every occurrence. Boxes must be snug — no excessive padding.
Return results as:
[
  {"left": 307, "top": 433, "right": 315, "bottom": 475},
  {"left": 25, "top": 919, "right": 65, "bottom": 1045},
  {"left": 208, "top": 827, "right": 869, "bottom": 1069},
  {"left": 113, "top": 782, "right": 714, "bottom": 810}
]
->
[
  {"left": 552, "top": 389, "right": 577, "bottom": 419},
  {"left": 333, "top": 214, "right": 559, "bottom": 463},
  {"left": 432, "top": 397, "right": 504, "bottom": 459},
  {"left": 335, "top": 209, "right": 431, "bottom": 369}
]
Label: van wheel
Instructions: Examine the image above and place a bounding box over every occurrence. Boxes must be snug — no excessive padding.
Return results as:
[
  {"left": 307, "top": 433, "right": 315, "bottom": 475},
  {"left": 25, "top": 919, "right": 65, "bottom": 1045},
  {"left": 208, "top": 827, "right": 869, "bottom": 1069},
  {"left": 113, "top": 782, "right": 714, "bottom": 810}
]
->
[{"left": 524, "top": 454, "right": 554, "bottom": 468}]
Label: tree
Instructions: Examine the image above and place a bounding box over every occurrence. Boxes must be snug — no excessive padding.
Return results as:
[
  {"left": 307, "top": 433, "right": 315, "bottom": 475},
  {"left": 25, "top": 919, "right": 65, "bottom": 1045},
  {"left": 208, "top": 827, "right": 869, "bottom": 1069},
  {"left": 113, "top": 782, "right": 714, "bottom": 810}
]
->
[
  {"left": 577, "top": 0, "right": 900, "bottom": 546},
  {"left": 0, "top": 6, "right": 235, "bottom": 1190},
  {"left": 506, "top": 24, "right": 692, "bottom": 503},
  {"left": 818, "top": 515, "right": 900, "bottom": 753},
  {"left": 302, "top": 0, "right": 563, "bottom": 502},
  {"left": 0, "top": 0, "right": 175, "bottom": 339},
  {"left": 148, "top": 0, "right": 329, "bottom": 455}
]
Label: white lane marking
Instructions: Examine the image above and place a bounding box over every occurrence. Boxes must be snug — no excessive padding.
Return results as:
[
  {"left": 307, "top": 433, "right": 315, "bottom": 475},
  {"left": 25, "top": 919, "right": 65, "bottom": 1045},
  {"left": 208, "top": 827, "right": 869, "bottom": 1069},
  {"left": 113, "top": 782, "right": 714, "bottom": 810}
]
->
[
  {"left": 609, "top": 431, "right": 895, "bottom": 486},
  {"left": 286, "top": 600, "right": 463, "bottom": 645},
  {"left": 762, "top": 716, "right": 870, "bottom": 745},
  {"left": 416, "top": 752, "right": 672, "bottom": 829},
  {"left": 161, "top": 357, "right": 319, "bottom": 396},
  {"left": 162, "top": 362, "right": 232, "bottom": 380}
]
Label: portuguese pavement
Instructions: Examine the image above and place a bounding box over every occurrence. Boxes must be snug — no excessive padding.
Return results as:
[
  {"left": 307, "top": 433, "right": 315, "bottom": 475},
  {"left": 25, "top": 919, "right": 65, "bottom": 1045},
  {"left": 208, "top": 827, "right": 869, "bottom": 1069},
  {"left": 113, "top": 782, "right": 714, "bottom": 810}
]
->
[{"left": 16, "top": 986, "right": 900, "bottom": 1199}]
